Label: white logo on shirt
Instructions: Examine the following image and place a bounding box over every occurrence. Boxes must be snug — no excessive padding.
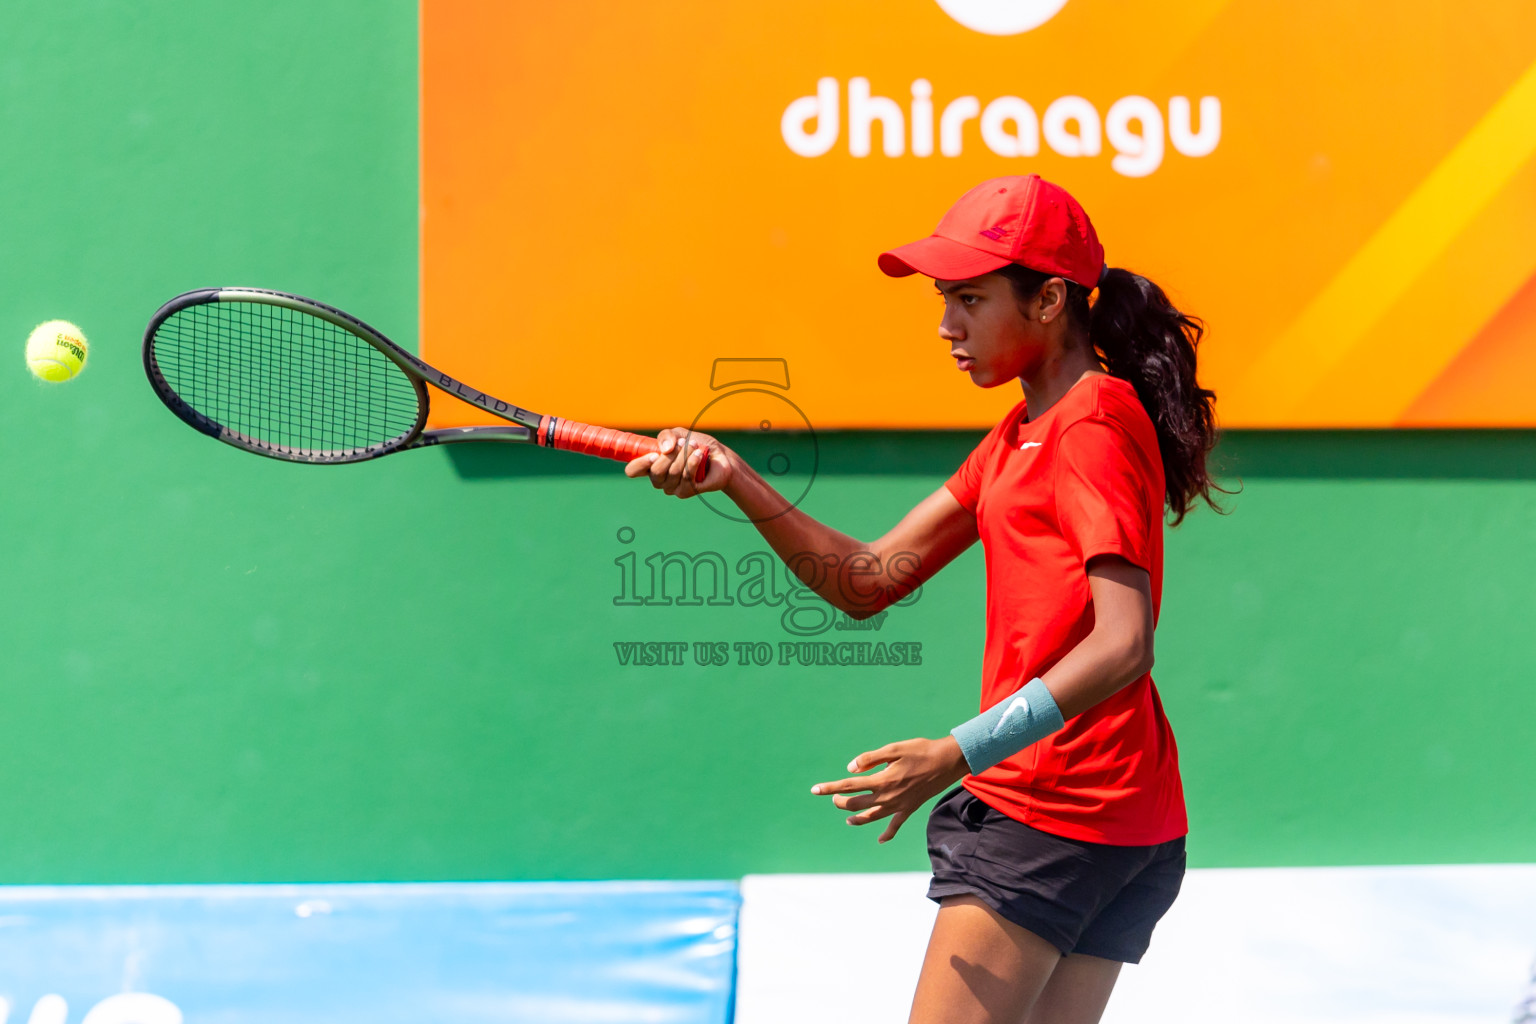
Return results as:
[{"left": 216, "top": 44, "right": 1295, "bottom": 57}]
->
[
  {"left": 990, "top": 694, "right": 1032, "bottom": 737},
  {"left": 1018, "top": 441, "right": 1043, "bottom": 450}
]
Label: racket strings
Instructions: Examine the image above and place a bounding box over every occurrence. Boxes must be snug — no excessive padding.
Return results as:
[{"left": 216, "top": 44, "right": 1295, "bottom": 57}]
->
[{"left": 152, "top": 302, "right": 423, "bottom": 458}]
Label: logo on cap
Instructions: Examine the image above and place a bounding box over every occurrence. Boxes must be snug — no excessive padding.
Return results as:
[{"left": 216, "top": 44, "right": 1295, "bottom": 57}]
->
[
  {"left": 979, "top": 224, "right": 1012, "bottom": 242},
  {"left": 934, "top": 0, "right": 1070, "bottom": 36}
]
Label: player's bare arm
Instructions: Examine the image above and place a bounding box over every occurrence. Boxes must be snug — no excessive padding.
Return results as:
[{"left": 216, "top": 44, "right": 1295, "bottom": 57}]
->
[
  {"left": 626, "top": 426, "right": 978, "bottom": 617},
  {"left": 808, "top": 556, "right": 1155, "bottom": 843}
]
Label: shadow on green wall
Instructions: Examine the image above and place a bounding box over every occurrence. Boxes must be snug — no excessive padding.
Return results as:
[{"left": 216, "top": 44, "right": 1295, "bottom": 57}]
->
[
  {"left": 447, "top": 431, "right": 986, "bottom": 479},
  {"left": 1215, "top": 431, "right": 1536, "bottom": 479},
  {"left": 449, "top": 430, "right": 1536, "bottom": 481}
]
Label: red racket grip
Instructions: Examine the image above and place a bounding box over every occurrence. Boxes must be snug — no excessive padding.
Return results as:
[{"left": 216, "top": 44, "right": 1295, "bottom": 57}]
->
[{"left": 542, "top": 418, "right": 710, "bottom": 483}]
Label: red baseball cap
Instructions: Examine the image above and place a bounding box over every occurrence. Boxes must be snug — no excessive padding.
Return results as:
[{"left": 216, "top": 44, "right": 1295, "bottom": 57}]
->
[{"left": 878, "top": 175, "right": 1105, "bottom": 289}]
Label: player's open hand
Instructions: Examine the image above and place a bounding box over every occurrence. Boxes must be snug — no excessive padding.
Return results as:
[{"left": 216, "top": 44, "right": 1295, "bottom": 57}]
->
[
  {"left": 811, "top": 736, "right": 970, "bottom": 843},
  {"left": 625, "top": 427, "right": 732, "bottom": 497}
]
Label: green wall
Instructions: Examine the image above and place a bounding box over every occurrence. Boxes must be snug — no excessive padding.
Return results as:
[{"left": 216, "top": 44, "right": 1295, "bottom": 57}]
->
[{"left": 1, "top": 2, "right": 1533, "bottom": 884}]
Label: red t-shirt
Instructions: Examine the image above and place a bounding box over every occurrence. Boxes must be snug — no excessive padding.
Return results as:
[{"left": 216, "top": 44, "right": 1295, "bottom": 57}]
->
[{"left": 945, "top": 374, "right": 1186, "bottom": 846}]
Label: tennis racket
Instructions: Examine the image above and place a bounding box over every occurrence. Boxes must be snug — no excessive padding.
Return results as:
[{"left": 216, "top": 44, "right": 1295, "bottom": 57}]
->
[{"left": 142, "top": 287, "right": 707, "bottom": 476}]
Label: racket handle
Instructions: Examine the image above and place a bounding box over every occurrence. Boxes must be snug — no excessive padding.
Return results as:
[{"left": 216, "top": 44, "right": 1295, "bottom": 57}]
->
[{"left": 543, "top": 418, "right": 710, "bottom": 483}]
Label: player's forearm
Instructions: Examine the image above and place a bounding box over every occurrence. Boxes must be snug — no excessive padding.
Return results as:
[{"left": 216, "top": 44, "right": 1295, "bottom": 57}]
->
[
  {"left": 722, "top": 455, "right": 900, "bottom": 617},
  {"left": 1039, "top": 626, "right": 1154, "bottom": 720},
  {"left": 949, "top": 629, "right": 1151, "bottom": 774}
]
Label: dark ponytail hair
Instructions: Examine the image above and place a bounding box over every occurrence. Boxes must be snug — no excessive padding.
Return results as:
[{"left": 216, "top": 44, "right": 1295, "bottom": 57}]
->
[{"left": 996, "top": 264, "right": 1224, "bottom": 525}]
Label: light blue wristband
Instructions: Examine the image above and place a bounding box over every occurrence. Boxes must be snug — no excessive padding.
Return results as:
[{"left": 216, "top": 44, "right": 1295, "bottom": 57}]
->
[{"left": 950, "top": 677, "right": 1065, "bottom": 774}]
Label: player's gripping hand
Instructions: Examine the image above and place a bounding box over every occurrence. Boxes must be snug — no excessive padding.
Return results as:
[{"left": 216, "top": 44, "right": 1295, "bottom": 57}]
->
[
  {"left": 810, "top": 736, "right": 970, "bottom": 844},
  {"left": 625, "top": 427, "right": 732, "bottom": 497}
]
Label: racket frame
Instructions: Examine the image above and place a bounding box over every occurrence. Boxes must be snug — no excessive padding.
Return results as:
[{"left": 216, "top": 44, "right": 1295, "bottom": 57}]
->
[
  {"left": 145, "top": 288, "right": 560, "bottom": 464},
  {"left": 145, "top": 287, "right": 705, "bottom": 476}
]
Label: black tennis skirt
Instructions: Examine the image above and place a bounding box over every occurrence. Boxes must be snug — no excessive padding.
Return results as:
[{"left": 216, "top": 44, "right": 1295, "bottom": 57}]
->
[{"left": 925, "top": 786, "right": 1185, "bottom": 964}]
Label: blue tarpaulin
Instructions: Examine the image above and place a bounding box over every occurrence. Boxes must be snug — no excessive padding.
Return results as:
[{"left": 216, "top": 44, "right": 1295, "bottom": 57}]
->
[{"left": 0, "top": 881, "right": 740, "bottom": 1024}]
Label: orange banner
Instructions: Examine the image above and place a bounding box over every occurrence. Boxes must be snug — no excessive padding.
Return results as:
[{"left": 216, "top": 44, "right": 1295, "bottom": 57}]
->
[{"left": 422, "top": 0, "right": 1536, "bottom": 429}]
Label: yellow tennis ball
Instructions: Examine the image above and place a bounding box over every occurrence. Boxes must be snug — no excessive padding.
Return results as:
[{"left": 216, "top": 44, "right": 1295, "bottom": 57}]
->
[{"left": 26, "top": 320, "right": 89, "bottom": 382}]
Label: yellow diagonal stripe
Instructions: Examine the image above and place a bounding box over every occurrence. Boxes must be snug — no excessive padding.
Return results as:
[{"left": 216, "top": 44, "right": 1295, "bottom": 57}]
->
[
  {"left": 1306, "top": 158, "right": 1536, "bottom": 424},
  {"left": 1228, "top": 57, "right": 1536, "bottom": 425}
]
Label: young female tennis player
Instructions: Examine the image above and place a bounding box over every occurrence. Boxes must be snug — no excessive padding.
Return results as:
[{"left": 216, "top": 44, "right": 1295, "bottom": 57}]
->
[{"left": 629, "top": 174, "right": 1219, "bottom": 1023}]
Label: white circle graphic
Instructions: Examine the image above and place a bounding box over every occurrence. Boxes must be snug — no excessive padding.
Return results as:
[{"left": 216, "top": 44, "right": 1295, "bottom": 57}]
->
[{"left": 935, "top": 0, "right": 1070, "bottom": 35}]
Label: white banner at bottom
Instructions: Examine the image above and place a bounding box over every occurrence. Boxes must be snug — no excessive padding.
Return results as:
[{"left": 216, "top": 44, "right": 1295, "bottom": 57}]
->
[{"left": 736, "top": 865, "right": 1536, "bottom": 1024}]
